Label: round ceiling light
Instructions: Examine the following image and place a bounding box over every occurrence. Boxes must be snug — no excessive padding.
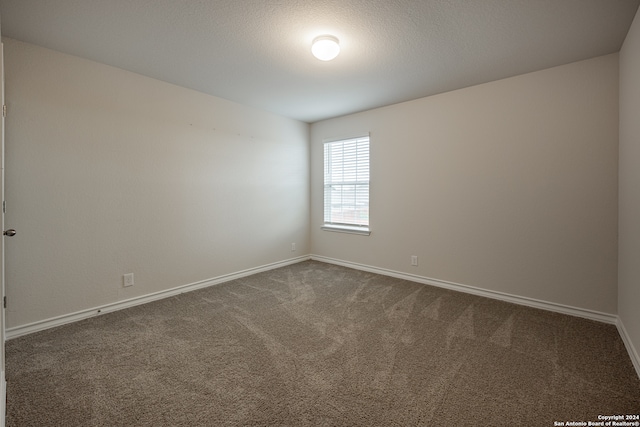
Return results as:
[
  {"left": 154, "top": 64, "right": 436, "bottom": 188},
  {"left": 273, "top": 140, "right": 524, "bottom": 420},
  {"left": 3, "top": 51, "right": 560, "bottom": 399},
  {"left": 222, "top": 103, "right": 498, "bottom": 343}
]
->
[{"left": 311, "top": 35, "right": 340, "bottom": 61}]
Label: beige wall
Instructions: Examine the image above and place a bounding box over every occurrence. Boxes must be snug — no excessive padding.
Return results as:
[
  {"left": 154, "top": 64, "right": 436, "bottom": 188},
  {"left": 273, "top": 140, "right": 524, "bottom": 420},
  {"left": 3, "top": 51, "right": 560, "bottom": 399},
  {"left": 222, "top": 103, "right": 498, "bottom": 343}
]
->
[
  {"left": 2, "top": 38, "right": 310, "bottom": 328},
  {"left": 619, "top": 10, "right": 640, "bottom": 366},
  {"left": 311, "top": 54, "right": 619, "bottom": 314}
]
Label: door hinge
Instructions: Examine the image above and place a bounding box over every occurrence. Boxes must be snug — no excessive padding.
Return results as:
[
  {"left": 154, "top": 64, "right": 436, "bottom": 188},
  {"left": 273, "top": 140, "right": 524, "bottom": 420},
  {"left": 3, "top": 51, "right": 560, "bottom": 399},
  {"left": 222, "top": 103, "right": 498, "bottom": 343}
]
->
[
  {"left": 2, "top": 200, "right": 5, "bottom": 214},
  {"left": 3, "top": 296, "right": 6, "bottom": 309},
  {"left": 2, "top": 104, "right": 6, "bottom": 118}
]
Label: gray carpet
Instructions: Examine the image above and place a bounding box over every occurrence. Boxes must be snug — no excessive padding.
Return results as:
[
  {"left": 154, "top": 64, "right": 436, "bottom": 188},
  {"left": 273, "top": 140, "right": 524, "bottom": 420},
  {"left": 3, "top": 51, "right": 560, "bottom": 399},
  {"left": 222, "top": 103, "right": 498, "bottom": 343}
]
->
[{"left": 5, "top": 261, "right": 640, "bottom": 426}]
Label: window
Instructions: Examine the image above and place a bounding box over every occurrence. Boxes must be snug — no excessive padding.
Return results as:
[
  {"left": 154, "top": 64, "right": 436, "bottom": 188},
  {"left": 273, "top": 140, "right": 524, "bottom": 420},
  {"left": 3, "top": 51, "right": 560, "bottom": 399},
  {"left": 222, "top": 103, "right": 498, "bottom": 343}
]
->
[{"left": 323, "top": 135, "right": 370, "bottom": 235}]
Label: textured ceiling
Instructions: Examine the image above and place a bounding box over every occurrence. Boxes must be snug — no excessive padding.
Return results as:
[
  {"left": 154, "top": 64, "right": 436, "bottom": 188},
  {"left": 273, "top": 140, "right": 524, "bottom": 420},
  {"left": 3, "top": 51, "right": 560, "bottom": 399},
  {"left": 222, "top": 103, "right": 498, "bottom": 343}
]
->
[{"left": 0, "top": 0, "right": 638, "bottom": 123}]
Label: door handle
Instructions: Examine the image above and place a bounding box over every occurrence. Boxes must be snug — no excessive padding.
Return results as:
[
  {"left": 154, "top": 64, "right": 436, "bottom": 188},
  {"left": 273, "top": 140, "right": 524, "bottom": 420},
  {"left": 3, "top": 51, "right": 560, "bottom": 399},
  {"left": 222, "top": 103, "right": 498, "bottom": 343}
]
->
[{"left": 3, "top": 229, "right": 16, "bottom": 237}]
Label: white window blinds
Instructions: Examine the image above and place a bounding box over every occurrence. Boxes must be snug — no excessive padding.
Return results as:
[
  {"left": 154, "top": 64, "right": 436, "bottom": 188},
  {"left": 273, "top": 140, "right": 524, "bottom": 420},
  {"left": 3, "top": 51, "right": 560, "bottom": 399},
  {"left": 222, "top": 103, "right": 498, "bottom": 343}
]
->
[{"left": 323, "top": 135, "right": 370, "bottom": 230}]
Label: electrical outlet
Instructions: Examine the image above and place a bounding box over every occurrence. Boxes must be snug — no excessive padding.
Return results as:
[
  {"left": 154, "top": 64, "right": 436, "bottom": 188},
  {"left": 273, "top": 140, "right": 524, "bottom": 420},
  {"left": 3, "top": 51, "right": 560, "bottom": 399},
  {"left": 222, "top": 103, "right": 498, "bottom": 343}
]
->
[
  {"left": 291, "top": 243, "right": 296, "bottom": 252},
  {"left": 123, "top": 273, "right": 134, "bottom": 287},
  {"left": 411, "top": 256, "right": 418, "bottom": 266}
]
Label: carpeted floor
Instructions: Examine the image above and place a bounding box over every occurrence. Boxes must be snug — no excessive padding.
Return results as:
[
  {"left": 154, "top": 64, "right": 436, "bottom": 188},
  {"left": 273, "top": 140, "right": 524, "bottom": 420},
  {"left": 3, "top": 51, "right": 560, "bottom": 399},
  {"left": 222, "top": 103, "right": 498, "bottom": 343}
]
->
[{"left": 5, "top": 260, "right": 640, "bottom": 426}]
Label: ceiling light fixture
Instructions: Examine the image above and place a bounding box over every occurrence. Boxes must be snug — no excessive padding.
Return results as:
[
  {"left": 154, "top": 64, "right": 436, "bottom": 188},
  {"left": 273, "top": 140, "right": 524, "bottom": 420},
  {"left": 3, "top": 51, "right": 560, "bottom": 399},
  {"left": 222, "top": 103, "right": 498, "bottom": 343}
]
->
[{"left": 312, "top": 35, "right": 340, "bottom": 61}]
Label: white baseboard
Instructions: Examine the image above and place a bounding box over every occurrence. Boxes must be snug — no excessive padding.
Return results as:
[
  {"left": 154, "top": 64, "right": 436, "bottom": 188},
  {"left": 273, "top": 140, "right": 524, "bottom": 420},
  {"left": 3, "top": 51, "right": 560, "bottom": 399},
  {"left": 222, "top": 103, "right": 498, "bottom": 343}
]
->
[
  {"left": 311, "top": 257, "right": 640, "bottom": 380},
  {"left": 312, "top": 255, "right": 640, "bottom": 380},
  {"left": 6, "top": 255, "right": 311, "bottom": 340},
  {"left": 7, "top": 254, "right": 636, "bottom": 380},
  {"left": 310, "top": 255, "right": 618, "bottom": 324},
  {"left": 616, "top": 318, "right": 640, "bottom": 380}
]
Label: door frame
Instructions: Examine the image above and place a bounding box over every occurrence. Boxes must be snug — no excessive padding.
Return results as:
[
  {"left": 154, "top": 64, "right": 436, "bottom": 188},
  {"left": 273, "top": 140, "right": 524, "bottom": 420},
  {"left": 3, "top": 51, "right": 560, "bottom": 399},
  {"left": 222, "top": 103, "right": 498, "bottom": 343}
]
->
[{"left": 1, "top": 39, "right": 7, "bottom": 427}]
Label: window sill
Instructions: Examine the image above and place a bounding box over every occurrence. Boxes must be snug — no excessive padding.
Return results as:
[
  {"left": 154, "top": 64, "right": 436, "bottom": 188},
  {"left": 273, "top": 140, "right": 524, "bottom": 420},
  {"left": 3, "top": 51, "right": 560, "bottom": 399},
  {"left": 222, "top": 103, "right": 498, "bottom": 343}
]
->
[{"left": 321, "top": 225, "right": 371, "bottom": 236}]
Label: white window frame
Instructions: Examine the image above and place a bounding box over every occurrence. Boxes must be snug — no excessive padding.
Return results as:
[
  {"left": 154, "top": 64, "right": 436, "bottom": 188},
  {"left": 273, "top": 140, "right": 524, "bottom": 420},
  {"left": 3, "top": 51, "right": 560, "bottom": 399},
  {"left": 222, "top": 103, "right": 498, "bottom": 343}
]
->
[{"left": 322, "top": 134, "right": 371, "bottom": 236}]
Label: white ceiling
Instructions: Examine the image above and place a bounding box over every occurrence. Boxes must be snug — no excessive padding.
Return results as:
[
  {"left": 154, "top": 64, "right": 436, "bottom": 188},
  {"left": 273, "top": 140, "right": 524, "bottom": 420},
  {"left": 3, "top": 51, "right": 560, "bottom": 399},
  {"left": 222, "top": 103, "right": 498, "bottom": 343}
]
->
[{"left": 0, "top": 0, "right": 638, "bottom": 123}]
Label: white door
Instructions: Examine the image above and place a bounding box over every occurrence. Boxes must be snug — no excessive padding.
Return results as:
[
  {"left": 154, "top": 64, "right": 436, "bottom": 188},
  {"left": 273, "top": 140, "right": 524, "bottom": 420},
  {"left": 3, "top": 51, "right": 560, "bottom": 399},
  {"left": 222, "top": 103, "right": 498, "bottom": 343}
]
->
[{"left": 0, "top": 40, "right": 7, "bottom": 427}]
